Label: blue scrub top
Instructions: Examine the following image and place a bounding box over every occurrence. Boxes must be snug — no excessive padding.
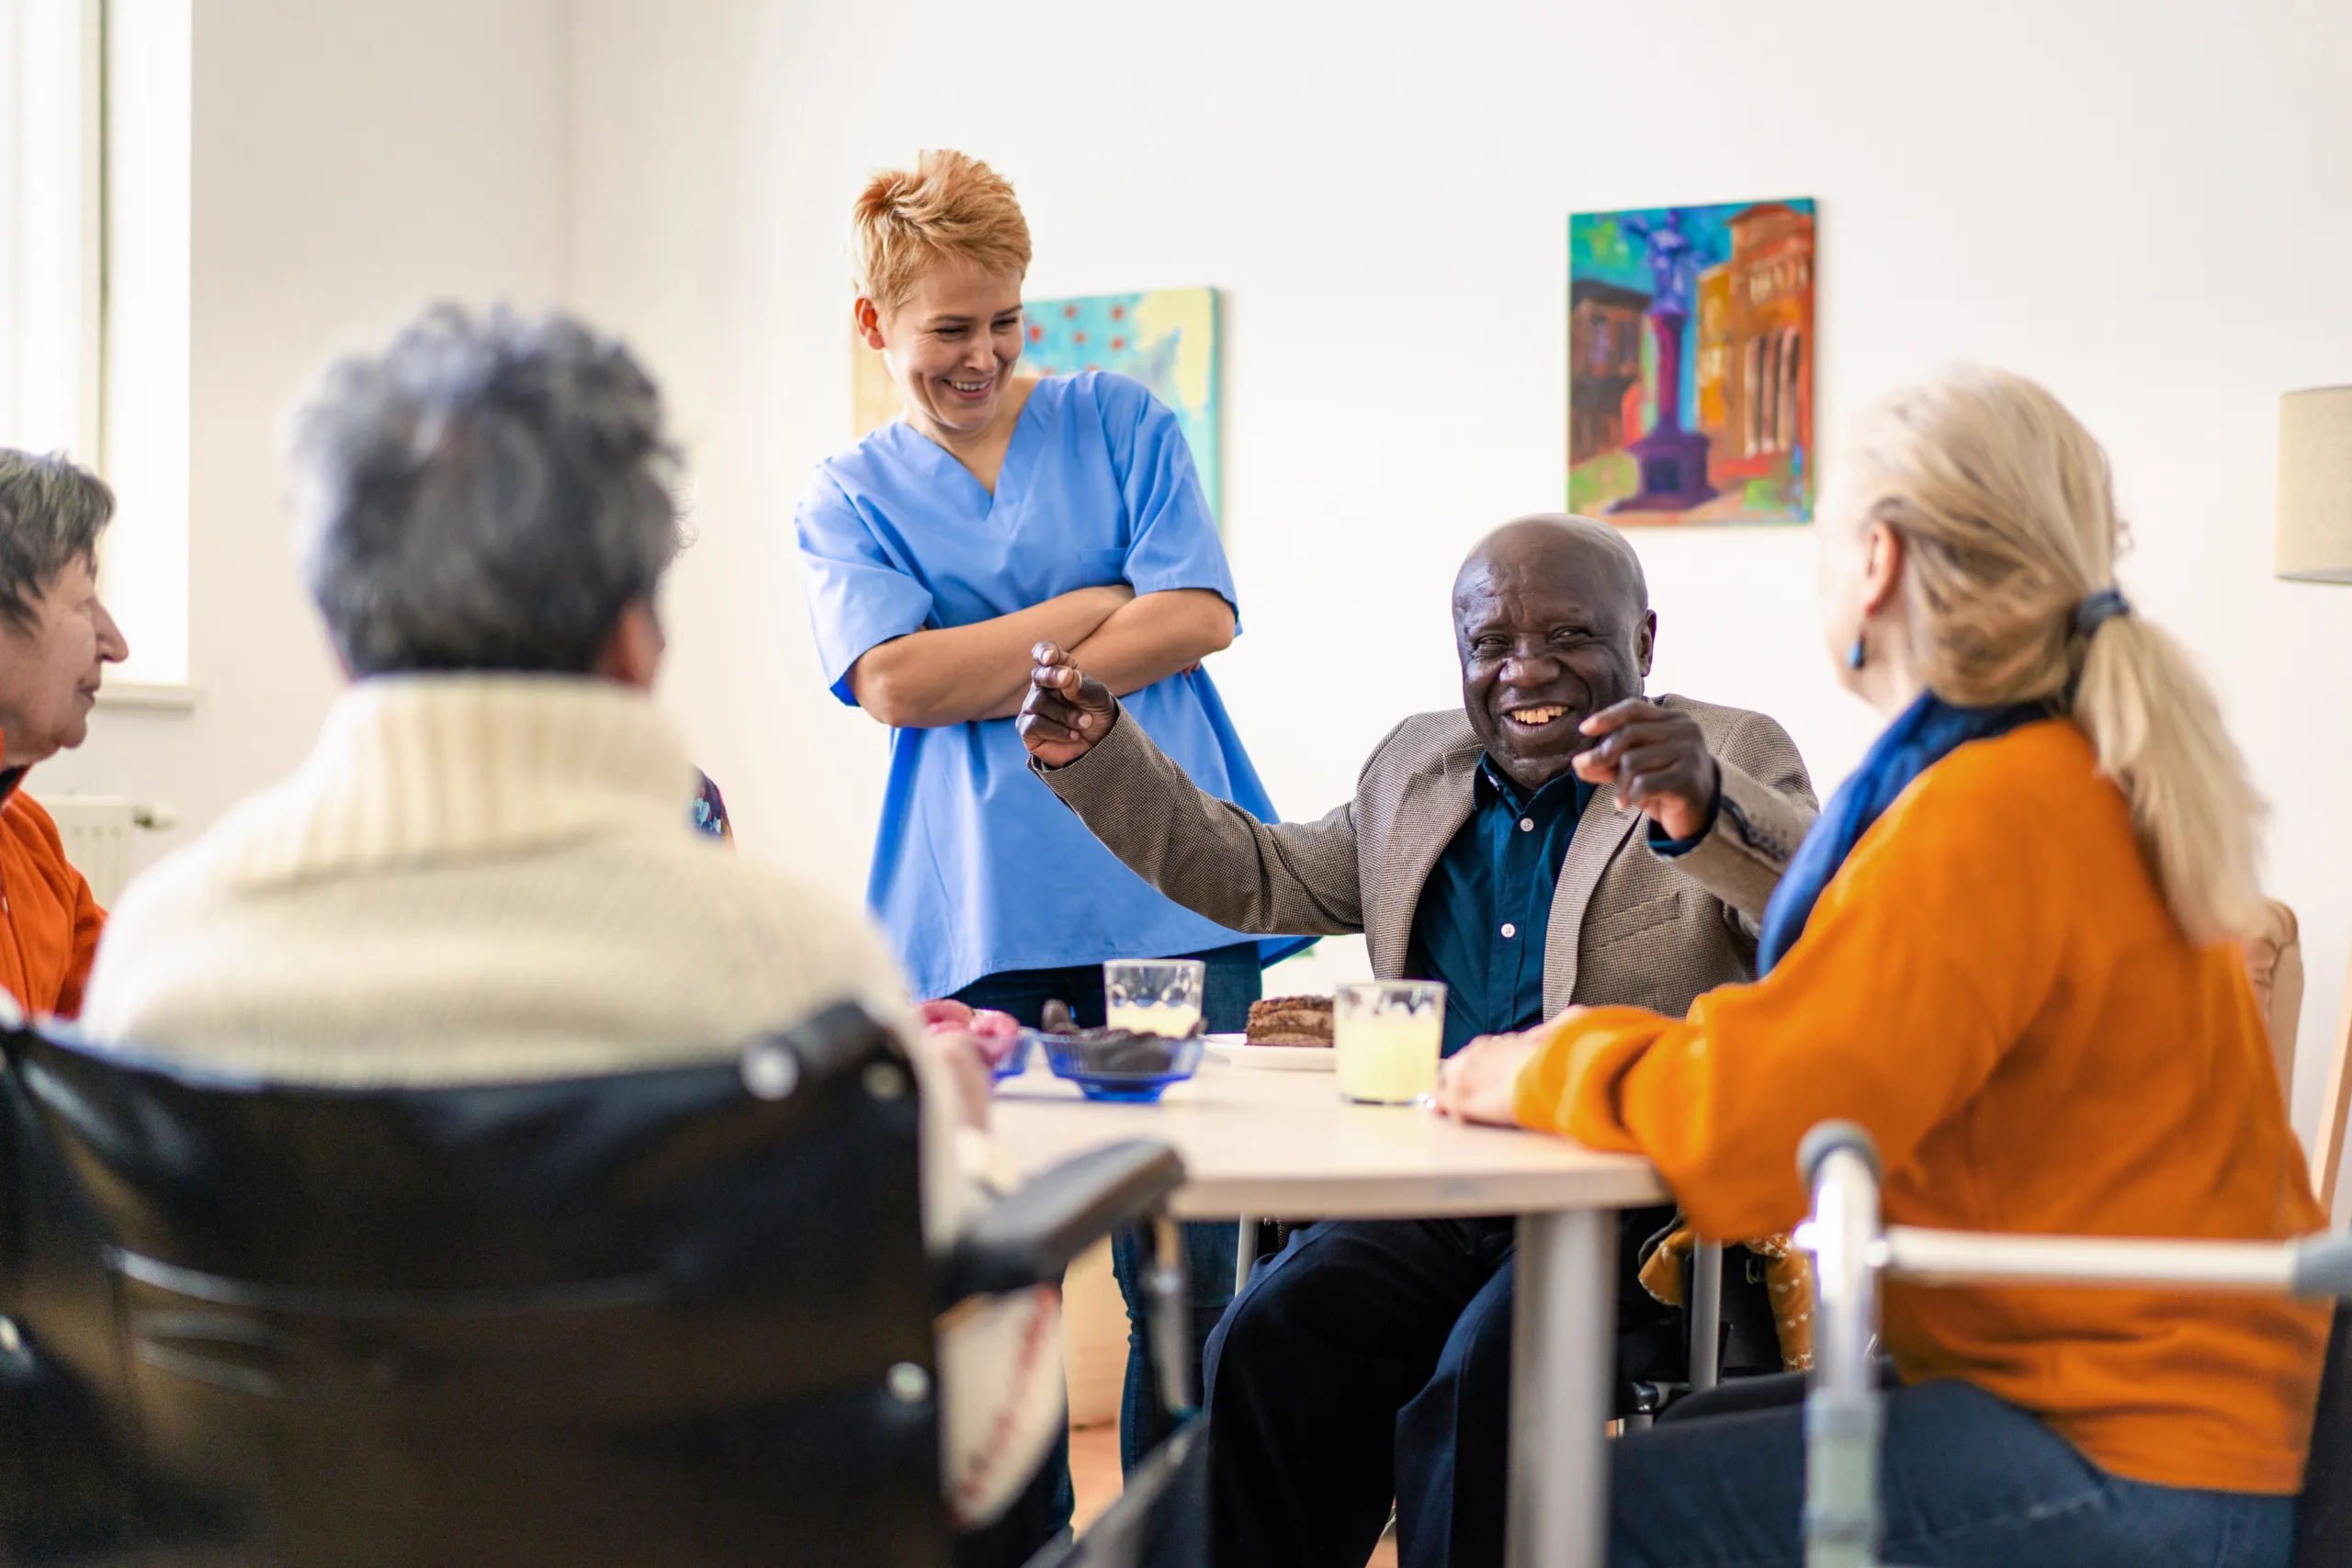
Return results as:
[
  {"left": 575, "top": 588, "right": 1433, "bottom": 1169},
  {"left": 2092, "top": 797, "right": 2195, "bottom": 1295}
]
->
[{"left": 795, "top": 370, "right": 1297, "bottom": 1000}]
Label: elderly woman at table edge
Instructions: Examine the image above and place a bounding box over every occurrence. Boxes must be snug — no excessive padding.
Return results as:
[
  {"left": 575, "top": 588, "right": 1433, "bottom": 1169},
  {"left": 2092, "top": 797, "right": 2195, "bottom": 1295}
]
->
[
  {"left": 76, "top": 305, "right": 1065, "bottom": 1555},
  {"left": 1017, "top": 513, "right": 1820, "bottom": 1568},
  {"left": 1441, "top": 370, "right": 2325, "bottom": 1568},
  {"left": 0, "top": 450, "right": 130, "bottom": 1019},
  {"left": 792, "top": 149, "right": 1291, "bottom": 1532}
]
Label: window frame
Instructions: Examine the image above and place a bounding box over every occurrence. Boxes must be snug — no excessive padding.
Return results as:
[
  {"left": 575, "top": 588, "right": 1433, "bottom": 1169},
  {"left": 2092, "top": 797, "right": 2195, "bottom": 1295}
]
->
[{"left": 0, "top": 0, "right": 195, "bottom": 699}]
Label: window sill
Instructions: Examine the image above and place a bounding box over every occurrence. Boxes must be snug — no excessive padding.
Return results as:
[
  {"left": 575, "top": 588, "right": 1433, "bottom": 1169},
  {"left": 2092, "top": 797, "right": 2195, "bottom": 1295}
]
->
[{"left": 96, "top": 682, "right": 203, "bottom": 712}]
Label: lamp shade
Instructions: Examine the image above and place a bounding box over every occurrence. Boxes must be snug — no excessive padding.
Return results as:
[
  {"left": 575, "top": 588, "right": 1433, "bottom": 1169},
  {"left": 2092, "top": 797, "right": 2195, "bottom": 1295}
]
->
[{"left": 2278, "top": 386, "right": 2352, "bottom": 583}]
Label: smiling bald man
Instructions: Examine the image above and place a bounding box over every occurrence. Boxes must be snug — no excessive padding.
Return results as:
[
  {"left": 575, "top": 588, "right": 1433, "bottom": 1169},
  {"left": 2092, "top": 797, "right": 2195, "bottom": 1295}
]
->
[{"left": 1018, "top": 513, "right": 1817, "bottom": 1568}]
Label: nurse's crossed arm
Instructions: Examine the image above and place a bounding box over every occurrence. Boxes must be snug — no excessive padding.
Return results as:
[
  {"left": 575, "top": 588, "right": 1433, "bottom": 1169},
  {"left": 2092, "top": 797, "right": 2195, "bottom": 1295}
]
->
[
  {"left": 1042, "top": 588, "right": 1235, "bottom": 716},
  {"left": 848, "top": 581, "right": 1132, "bottom": 728},
  {"left": 851, "top": 584, "right": 1236, "bottom": 729}
]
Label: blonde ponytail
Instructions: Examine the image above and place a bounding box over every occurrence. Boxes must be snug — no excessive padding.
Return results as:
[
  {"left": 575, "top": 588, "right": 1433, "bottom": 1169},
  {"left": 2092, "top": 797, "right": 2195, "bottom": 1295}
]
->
[
  {"left": 1847, "top": 367, "right": 2267, "bottom": 943},
  {"left": 2072, "top": 614, "right": 2267, "bottom": 942}
]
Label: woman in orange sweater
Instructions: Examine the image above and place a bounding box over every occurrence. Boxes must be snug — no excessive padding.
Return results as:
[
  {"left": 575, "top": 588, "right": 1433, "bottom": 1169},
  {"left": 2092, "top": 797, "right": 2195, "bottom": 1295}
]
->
[
  {"left": 0, "top": 450, "right": 125, "bottom": 1020},
  {"left": 1440, "top": 368, "right": 2326, "bottom": 1567}
]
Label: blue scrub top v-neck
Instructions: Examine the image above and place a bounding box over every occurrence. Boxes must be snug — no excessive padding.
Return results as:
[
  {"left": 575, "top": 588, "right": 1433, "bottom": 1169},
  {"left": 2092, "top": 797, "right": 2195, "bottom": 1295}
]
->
[{"left": 794, "top": 369, "right": 1300, "bottom": 1000}]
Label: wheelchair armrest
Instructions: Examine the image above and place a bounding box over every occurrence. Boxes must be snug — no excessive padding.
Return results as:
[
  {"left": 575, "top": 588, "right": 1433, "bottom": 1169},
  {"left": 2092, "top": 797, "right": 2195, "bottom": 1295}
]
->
[{"left": 941, "top": 1140, "right": 1184, "bottom": 1303}]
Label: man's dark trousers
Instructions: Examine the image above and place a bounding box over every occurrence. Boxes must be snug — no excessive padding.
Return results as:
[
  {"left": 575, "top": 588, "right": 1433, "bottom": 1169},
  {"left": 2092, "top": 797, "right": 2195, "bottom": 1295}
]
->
[{"left": 1201, "top": 1207, "right": 1680, "bottom": 1568}]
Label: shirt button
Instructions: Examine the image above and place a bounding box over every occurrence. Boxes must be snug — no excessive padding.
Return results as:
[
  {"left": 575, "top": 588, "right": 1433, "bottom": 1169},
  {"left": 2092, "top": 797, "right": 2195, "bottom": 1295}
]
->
[
  {"left": 1500, "top": 922, "right": 1518, "bottom": 939},
  {"left": 1519, "top": 818, "right": 1534, "bottom": 832}
]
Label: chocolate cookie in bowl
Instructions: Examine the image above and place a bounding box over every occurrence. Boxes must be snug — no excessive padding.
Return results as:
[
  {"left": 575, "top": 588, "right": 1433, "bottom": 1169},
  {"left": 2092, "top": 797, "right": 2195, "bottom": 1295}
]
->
[
  {"left": 1034, "top": 998, "right": 1205, "bottom": 1101},
  {"left": 1039, "top": 998, "right": 1191, "bottom": 1074}
]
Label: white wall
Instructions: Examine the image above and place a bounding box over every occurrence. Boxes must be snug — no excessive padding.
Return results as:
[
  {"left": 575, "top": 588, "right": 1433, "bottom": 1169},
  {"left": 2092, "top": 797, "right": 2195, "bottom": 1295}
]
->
[
  {"left": 37, "top": 0, "right": 571, "bottom": 874},
  {"left": 566, "top": 0, "right": 2352, "bottom": 1134},
  {"left": 40, "top": 2, "right": 2346, "bottom": 1140}
]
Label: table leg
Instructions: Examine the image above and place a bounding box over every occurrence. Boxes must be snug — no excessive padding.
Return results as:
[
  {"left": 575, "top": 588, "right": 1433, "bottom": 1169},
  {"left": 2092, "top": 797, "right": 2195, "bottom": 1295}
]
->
[
  {"left": 1508, "top": 1209, "right": 1616, "bottom": 1568},
  {"left": 1690, "top": 1242, "right": 1723, "bottom": 1393},
  {"left": 1235, "top": 1215, "right": 1253, "bottom": 1294}
]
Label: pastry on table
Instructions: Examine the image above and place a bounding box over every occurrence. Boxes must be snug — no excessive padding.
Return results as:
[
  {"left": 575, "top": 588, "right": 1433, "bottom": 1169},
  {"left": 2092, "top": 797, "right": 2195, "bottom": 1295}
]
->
[{"left": 1244, "top": 994, "right": 1334, "bottom": 1046}]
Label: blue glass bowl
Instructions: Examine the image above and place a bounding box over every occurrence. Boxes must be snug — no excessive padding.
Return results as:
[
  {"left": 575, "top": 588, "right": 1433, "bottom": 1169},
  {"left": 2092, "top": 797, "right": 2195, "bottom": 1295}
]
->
[
  {"left": 988, "top": 1031, "right": 1032, "bottom": 1081},
  {"left": 1034, "top": 1032, "right": 1204, "bottom": 1103}
]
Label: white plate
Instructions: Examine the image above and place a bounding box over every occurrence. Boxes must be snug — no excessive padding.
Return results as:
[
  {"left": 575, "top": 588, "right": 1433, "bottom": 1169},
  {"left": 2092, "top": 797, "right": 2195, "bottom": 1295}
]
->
[{"left": 1206, "top": 1032, "right": 1336, "bottom": 1072}]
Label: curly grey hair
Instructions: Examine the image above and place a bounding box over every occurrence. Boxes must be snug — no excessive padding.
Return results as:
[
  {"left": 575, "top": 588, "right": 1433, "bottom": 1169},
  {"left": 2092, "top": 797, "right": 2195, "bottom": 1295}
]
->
[
  {"left": 0, "top": 451, "right": 115, "bottom": 637},
  {"left": 289, "top": 304, "right": 683, "bottom": 677}
]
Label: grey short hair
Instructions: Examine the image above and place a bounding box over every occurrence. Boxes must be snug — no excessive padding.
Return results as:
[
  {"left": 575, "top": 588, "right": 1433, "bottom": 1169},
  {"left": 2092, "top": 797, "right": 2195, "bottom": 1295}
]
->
[
  {"left": 0, "top": 451, "right": 115, "bottom": 637},
  {"left": 289, "top": 304, "right": 684, "bottom": 677}
]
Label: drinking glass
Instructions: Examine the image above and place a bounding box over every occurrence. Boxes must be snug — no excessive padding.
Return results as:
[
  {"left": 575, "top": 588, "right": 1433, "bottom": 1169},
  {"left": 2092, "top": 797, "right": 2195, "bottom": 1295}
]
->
[
  {"left": 1333, "top": 980, "right": 1447, "bottom": 1104},
  {"left": 1102, "top": 958, "right": 1207, "bottom": 1039}
]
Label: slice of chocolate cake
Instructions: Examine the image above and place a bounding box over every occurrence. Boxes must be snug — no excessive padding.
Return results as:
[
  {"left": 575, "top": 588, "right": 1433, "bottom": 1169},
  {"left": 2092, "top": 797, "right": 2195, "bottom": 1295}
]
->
[{"left": 1245, "top": 994, "right": 1334, "bottom": 1046}]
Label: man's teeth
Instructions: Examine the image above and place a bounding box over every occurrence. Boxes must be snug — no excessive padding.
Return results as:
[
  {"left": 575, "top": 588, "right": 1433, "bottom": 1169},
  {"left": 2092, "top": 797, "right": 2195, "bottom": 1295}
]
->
[{"left": 1507, "top": 706, "right": 1566, "bottom": 727}]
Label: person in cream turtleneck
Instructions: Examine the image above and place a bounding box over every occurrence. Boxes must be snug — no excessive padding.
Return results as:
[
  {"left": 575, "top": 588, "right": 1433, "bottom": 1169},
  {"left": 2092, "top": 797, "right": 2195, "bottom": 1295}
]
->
[{"left": 78, "top": 305, "right": 1065, "bottom": 1553}]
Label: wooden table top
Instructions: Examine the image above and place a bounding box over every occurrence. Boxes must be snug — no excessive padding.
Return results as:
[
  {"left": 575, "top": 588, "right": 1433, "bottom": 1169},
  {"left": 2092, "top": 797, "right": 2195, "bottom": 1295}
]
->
[{"left": 992, "top": 1049, "right": 1666, "bottom": 1219}]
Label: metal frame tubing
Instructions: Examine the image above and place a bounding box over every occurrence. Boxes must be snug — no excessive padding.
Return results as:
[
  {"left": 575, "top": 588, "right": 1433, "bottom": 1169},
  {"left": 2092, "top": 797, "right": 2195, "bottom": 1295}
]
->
[
  {"left": 1147, "top": 1213, "right": 1196, "bottom": 1418},
  {"left": 1797, "top": 1124, "right": 1886, "bottom": 1568}
]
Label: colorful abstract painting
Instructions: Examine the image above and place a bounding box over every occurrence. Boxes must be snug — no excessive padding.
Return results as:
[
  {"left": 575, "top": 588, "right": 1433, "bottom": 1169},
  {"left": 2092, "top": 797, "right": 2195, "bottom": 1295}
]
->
[
  {"left": 1568, "top": 198, "right": 1815, "bottom": 525},
  {"left": 853, "top": 285, "right": 1223, "bottom": 524}
]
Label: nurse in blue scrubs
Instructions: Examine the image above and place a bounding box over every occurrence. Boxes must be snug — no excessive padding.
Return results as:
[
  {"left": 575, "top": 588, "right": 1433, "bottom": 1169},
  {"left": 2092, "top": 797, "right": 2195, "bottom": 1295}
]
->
[{"left": 793, "top": 149, "right": 1288, "bottom": 1555}]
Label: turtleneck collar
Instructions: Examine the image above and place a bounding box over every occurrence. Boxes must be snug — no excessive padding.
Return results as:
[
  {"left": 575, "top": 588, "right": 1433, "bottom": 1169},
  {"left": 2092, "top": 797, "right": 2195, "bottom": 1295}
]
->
[{"left": 201, "top": 674, "right": 699, "bottom": 891}]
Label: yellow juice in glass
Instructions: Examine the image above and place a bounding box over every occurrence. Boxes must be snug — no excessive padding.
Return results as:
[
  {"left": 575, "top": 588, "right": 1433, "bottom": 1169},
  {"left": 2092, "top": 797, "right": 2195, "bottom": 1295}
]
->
[
  {"left": 1334, "top": 981, "right": 1447, "bottom": 1104},
  {"left": 1102, "top": 959, "right": 1207, "bottom": 1042},
  {"left": 1107, "top": 1000, "right": 1203, "bottom": 1039}
]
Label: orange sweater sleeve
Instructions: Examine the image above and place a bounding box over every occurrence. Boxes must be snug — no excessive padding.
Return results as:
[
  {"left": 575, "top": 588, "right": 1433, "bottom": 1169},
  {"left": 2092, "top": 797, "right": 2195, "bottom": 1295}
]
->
[
  {"left": 1512, "top": 760, "right": 2069, "bottom": 1241},
  {"left": 53, "top": 863, "right": 105, "bottom": 1019}
]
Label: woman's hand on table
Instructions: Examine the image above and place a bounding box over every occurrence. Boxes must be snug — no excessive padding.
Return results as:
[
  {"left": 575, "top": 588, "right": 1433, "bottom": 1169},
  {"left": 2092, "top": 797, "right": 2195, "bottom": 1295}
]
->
[
  {"left": 914, "top": 999, "right": 1023, "bottom": 1132},
  {"left": 1434, "top": 1016, "right": 1578, "bottom": 1126},
  {"left": 1017, "top": 642, "right": 1121, "bottom": 768}
]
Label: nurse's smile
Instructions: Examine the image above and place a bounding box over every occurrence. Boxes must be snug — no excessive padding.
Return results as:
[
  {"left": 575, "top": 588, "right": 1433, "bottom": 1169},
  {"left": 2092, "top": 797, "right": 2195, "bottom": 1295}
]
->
[{"left": 857, "top": 254, "right": 1031, "bottom": 459}]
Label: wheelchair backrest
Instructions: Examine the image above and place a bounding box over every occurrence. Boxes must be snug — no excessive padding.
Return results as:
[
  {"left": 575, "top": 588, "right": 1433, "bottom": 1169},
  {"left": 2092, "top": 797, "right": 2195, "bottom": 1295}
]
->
[{"left": 0, "top": 1001, "right": 951, "bottom": 1568}]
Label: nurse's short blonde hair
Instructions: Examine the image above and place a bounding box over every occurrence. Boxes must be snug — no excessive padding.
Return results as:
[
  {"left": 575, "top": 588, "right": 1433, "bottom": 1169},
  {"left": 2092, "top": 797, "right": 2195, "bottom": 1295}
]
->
[{"left": 851, "top": 150, "right": 1033, "bottom": 316}]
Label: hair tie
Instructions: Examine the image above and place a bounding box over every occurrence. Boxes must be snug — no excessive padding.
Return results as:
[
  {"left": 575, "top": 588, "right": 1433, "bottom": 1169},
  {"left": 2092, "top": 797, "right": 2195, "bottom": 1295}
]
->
[{"left": 2070, "top": 587, "right": 2131, "bottom": 639}]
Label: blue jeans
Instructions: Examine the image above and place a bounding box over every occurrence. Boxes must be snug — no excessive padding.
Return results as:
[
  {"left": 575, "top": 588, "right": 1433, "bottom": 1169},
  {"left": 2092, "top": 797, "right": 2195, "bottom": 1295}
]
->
[
  {"left": 1111, "top": 1219, "right": 1243, "bottom": 1472},
  {"left": 1613, "top": 1378, "right": 2295, "bottom": 1568}
]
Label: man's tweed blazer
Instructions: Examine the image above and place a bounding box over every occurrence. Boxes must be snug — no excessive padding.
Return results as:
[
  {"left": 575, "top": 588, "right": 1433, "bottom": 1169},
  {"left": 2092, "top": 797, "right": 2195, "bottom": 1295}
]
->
[{"left": 1036, "top": 694, "right": 1818, "bottom": 1021}]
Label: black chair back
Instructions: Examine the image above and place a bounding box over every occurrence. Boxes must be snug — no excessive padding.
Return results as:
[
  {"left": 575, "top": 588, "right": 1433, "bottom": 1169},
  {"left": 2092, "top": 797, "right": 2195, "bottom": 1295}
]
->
[
  {"left": 2296, "top": 1303, "right": 2352, "bottom": 1567},
  {"left": 0, "top": 1004, "right": 952, "bottom": 1568}
]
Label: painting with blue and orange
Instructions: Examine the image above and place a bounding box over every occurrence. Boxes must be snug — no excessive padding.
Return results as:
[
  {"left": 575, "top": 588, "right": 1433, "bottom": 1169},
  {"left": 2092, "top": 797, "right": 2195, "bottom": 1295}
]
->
[
  {"left": 853, "top": 285, "right": 1224, "bottom": 526},
  {"left": 1568, "top": 198, "right": 1816, "bottom": 525}
]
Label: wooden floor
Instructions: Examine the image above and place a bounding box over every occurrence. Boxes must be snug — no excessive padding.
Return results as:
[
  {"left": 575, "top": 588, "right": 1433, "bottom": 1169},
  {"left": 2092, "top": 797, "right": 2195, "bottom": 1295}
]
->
[
  {"left": 1069, "top": 1422, "right": 1397, "bottom": 1566},
  {"left": 1069, "top": 1422, "right": 1125, "bottom": 1535}
]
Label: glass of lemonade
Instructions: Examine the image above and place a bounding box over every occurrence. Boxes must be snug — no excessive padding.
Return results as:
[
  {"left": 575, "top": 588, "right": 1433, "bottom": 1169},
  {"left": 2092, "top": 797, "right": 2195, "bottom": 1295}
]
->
[
  {"left": 1333, "top": 980, "right": 1448, "bottom": 1105},
  {"left": 1103, "top": 958, "right": 1207, "bottom": 1038}
]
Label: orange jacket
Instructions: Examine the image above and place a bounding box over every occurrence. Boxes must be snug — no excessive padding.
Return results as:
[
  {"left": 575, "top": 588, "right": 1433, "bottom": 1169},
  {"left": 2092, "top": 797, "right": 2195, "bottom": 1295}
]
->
[
  {"left": 0, "top": 775, "right": 105, "bottom": 1019},
  {"left": 1515, "top": 719, "right": 2327, "bottom": 1495}
]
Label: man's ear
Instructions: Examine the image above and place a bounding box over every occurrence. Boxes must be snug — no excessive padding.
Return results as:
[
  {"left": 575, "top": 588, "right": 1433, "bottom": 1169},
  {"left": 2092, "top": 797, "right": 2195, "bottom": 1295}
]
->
[
  {"left": 594, "top": 599, "right": 666, "bottom": 690},
  {"left": 854, "top": 297, "right": 888, "bottom": 351},
  {"left": 1634, "top": 610, "right": 1657, "bottom": 677}
]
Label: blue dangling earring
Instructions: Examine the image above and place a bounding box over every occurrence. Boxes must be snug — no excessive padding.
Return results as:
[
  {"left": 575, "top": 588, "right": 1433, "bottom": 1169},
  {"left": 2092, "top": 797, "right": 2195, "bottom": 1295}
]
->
[{"left": 1846, "top": 633, "right": 1867, "bottom": 671}]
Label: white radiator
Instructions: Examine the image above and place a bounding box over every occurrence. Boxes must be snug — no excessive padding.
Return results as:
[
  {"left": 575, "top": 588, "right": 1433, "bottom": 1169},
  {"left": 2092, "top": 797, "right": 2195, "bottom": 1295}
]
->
[{"left": 34, "top": 794, "right": 175, "bottom": 907}]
